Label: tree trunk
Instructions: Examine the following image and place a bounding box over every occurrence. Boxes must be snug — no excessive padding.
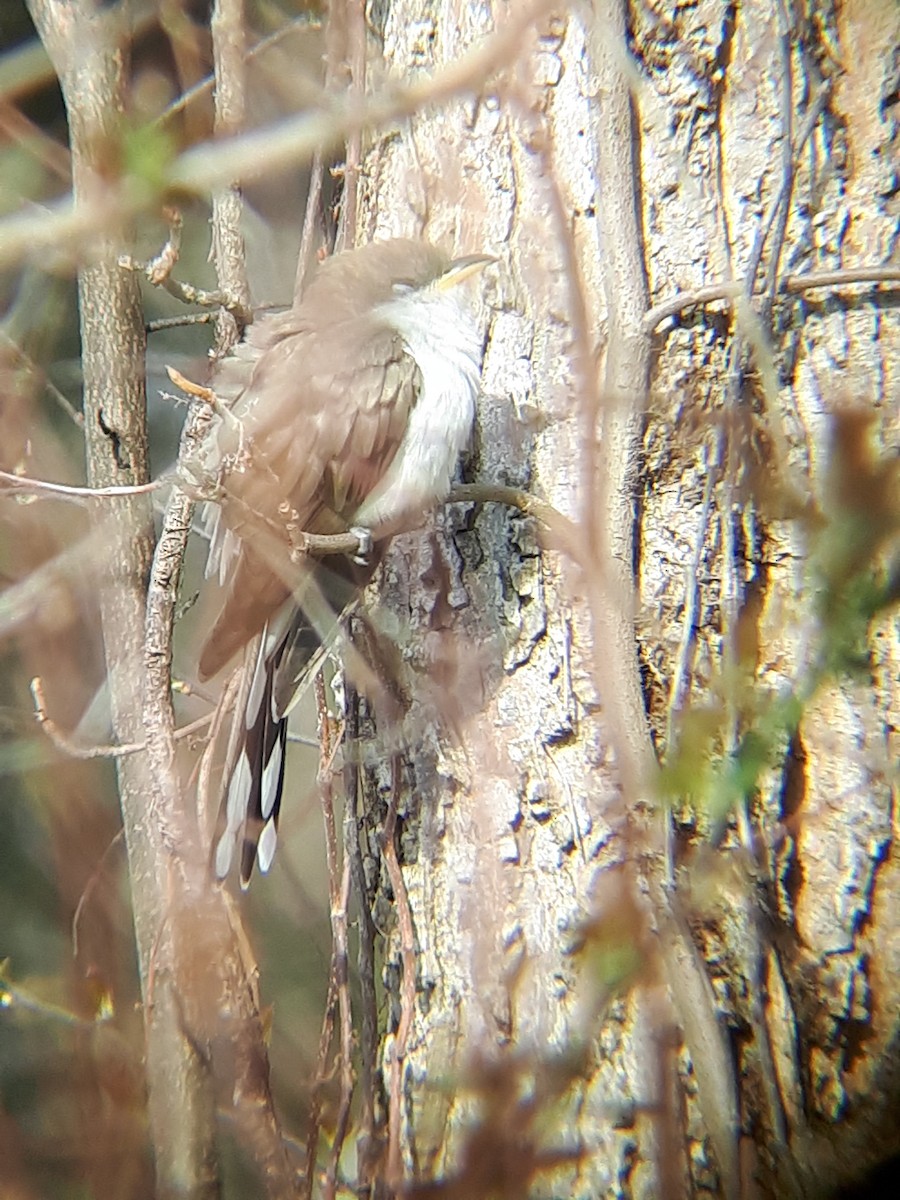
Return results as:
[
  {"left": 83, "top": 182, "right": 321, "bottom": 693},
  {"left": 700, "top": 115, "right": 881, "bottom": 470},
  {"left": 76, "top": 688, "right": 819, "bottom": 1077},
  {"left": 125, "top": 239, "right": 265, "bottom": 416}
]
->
[{"left": 355, "top": 2, "right": 899, "bottom": 1197}]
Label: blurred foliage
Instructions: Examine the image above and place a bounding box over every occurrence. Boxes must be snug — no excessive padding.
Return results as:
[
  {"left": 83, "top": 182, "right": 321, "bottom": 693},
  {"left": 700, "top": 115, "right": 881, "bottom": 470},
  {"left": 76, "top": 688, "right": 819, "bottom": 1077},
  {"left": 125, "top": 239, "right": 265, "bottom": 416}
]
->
[
  {"left": 0, "top": 4, "right": 330, "bottom": 1197},
  {"left": 658, "top": 409, "right": 900, "bottom": 831}
]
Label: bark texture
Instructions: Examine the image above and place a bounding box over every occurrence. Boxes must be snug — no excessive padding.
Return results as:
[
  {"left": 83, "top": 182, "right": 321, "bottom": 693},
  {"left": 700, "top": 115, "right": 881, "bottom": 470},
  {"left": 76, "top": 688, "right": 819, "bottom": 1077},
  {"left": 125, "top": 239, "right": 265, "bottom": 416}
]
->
[{"left": 355, "top": 2, "right": 899, "bottom": 1197}]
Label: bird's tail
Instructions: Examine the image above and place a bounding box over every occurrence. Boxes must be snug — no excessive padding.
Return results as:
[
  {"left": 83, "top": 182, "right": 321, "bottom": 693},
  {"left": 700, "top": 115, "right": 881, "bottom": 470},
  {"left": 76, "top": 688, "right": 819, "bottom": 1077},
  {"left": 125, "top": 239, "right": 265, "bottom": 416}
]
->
[
  {"left": 210, "top": 558, "right": 368, "bottom": 886},
  {"left": 213, "top": 624, "right": 289, "bottom": 888}
]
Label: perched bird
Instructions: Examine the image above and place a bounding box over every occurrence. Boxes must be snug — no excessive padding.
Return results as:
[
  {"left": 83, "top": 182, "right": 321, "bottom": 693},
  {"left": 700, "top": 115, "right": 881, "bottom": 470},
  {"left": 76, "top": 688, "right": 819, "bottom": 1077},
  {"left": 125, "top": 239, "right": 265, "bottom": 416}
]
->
[{"left": 192, "top": 239, "right": 492, "bottom": 885}]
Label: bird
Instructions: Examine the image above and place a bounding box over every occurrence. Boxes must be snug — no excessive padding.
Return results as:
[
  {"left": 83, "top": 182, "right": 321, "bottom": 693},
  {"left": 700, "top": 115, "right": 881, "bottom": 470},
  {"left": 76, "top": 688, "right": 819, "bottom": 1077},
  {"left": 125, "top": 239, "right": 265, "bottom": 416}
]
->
[{"left": 190, "top": 238, "right": 492, "bottom": 886}]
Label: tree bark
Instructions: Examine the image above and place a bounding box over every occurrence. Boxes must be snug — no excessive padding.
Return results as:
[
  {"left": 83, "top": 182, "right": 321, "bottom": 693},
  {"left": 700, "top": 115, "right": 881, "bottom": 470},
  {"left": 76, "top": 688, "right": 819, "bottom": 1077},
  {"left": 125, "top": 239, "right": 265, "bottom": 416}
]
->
[{"left": 355, "top": 2, "right": 899, "bottom": 1197}]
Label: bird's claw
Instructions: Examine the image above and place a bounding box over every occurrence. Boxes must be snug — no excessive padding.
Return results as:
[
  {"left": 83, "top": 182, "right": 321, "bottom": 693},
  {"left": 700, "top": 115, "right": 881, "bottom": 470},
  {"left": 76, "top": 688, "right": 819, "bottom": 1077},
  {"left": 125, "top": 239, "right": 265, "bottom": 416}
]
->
[{"left": 350, "top": 526, "right": 374, "bottom": 565}]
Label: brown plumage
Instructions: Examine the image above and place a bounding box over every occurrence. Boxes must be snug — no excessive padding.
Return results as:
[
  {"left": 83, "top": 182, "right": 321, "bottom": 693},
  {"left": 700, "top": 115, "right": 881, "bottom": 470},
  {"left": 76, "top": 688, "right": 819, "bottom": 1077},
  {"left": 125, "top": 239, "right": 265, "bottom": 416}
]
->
[
  {"left": 196, "top": 241, "right": 443, "bottom": 681},
  {"left": 191, "top": 238, "right": 488, "bottom": 884}
]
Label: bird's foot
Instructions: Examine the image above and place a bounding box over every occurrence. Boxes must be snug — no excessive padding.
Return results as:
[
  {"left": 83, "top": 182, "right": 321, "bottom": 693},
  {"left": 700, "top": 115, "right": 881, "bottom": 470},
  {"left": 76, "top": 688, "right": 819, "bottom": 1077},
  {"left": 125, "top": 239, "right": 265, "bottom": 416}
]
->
[{"left": 349, "top": 526, "right": 374, "bottom": 566}]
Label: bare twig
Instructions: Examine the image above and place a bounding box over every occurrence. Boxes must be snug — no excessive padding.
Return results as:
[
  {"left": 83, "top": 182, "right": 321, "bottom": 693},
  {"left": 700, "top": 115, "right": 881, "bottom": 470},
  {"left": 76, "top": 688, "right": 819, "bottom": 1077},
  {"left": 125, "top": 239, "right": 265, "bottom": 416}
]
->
[
  {"left": 30, "top": 676, "right": 145, "bottom": 759},
  {"left": 157, "top": 16, "right": 324, "bottom": 129},
  {"left": 783, "top": 265, "right": 900, "bottom": 292},
  {"left": 210, "top": 0, "right": 252, "bottom": 351},
  {"left": 589, "top": 7, "right": 743, "bottom": 1200},
  {"left": 173, "top": 711, "right": 215, "bottom": 743},
  {"left": 588, "top": 0, "right": 656, "bottom": 796},
  {"left": 147, "top": 311, "right": 216, "bottom": 333},
  {"left": 338, "top": 0, "right": 366, "bottom": 249},
  {"left": 71, "top": 828, "right": 125, "bottom": 958},
  {"left": 120, "top": 251, "right": 245, "bottom": 316},
  {"left": 173, "top": 0, "right": 551, "bottom": 194},
  {"left": 0, "top": 96, "right": 71, "bottom": 179},
  {"left": 0, "top": 329, "right": 83, "bottom": 427},
  {"left": 165, "top": 365, "right": 217, "bottom": 406},
  {"left": 449, "top": 482, "right": 584, "bottom": 561},
  {"left": 295, "top": 153, "right": 327, "bottom": 298},
  {"left": 642, "top": 279, "right": 747, "bottom": 332},
  {"left": 144, "top": 206, "right": 183, "bottom": 285},
  {"left": 304, "top": 975, "right": 339, "bottom": 1200},
  {"left": 195, "top": 667, "right": 241, "bottom": 853},
  {"left": 0, "top": 467, "right": 166, "bottom": 502},
  {"left": 759, "top": 0, "right": 795, "bottom": 319},
  {"left": 642, "top": 260, "right": 898, "bottom": 332},
  {"left": 0, "top": 512, "right": 118, "bottom": 640},
  {"left": 643, "top": 83, "right": 833, "bottom": 336}
]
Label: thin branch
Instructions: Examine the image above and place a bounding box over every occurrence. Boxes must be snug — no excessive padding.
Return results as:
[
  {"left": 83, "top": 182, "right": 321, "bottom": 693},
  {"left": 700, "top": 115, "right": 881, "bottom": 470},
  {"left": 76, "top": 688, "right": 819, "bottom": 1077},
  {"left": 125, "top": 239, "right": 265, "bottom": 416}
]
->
[
  {"left": 642, "top": 261, "right": 898, "bottom": 332},
  {"left": 590, "top": 7, "right": 743, "bottom": 1200},
  {"left": 23, "top": 4, "right": 221, "bottom": 1196},
  {"left": 0, "top": 96, "right": 71, "bottom": 180},
  {"left": 0, "top": 329, "right": 84, "bottom": 427},
  {"left": 196, "top": 667, "right": 241, "bottom": 854},
  {"left": 588, "top": 0, "right": 656, "bottom": 796},
  {"left": 144, "top": 205, "right": 183, "bottom": 285},
  {"left": 0, "top": 512, "right": 116, "bottom": 640},
  {"left": 643, "top": 83, "right": 833, "bottom": 335},
  {"left": 0, "top": 467, "right": 166, "bottom": 502},
  {"left": 120, "top": 252, "right": 247, "bottom": 317},
  {"left": 147, "top": 311, "right": 216, "bottom": 333},
  {"left": 449, "top": 482, "right": 584, "bottom": 560},
  {"left": 72, "top": 828, "right": 125, "bottom": 958},
  {"left": 758, "top": 0, "right": 795, "bottom": 320},
  {"left": 30, "top": 676, "right": 145, "bottom": 759},
  {"left": 783, "top": 265, "right": 900, "bottom": 292},
  {"left": 157, "top": 16, "right": 324, "bottom": 129},
  {"left": 210, "top": 0, "right": 252, "bottom": 350},
  {"left": 150, "top": 9, "right": 295, "bottom": 1195},
  {"left": 165, "top": 365, "right": 218, "bottom": 407},
  {"left": 642, "top": 280, "right": 746, "bottom": 332},
  {"left": 664, "top": 439, "right": 718, "bottom": 753},
  {"left": 173, "top": 0, "right": 552, "bottom": 194},
  {"left": 173, "top": 711, "right": 215, "bottom": 742},
  {"left": 338, "top": 0, "right": 366, "bottom": 249},
  {"left": 295, "top": 153, "right": 327, "bottom": 298},
  {"left": 304, "top": 975, "right": 339, "bottom": 1200}
]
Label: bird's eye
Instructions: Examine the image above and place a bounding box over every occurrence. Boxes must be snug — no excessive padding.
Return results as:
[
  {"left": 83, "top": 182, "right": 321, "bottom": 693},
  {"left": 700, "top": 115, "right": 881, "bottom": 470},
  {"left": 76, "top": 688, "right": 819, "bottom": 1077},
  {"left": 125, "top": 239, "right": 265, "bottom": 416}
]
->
[{"left": 392, "top": 280, "right": 415, "bottom": 295}]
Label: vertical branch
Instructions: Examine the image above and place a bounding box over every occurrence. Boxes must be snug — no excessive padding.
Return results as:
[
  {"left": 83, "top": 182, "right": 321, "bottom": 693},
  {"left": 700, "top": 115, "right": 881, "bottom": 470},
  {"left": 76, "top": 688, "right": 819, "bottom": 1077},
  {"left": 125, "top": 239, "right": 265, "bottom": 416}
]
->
[
  {"left": 24, "top": 1, "right": 220, "bottom": 1195},
  {"left": 589, "top": 5, "right": 739, "bottom": 1199},
  {"left": 315, "top": 673, "right": 355, "bottom": 1200},
  {"left": 587, "top": 0, "right": 655, "bottom": 799},
  {"left": 295, "top": 153, "right": 327, "bottom": 297},
  {"left": 338, "top": 0, "right": 367, "bottom": 249},
  {"left": 295, "top": 0, "right": 367, "bottom": 292},
  {"left": 344, "top": 685, "right": 382, "bottom": 1188},
  {"left": 210, "top": 0, "right": 251, "bottom": 349}
]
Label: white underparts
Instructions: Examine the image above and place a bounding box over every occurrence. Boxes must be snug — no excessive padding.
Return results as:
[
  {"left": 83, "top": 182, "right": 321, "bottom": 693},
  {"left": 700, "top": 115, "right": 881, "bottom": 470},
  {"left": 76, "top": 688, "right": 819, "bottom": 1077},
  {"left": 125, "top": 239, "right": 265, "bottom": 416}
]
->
[{"left": 354, "top": 286, "right": 482, "bottom": 531}]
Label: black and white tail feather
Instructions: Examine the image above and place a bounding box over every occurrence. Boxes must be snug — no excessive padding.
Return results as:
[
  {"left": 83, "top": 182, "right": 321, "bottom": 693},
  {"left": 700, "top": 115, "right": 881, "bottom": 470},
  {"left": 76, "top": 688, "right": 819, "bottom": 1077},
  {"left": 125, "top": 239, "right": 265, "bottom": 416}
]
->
[
  {"left": 207, "top": 511, "right": 360, "bottom": 887},
  {"left": 212, "top": 605, "right": 349, "bottom": 887},
  {"left": 214, "top": 624, "right": 287, "bottom": 887}
]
